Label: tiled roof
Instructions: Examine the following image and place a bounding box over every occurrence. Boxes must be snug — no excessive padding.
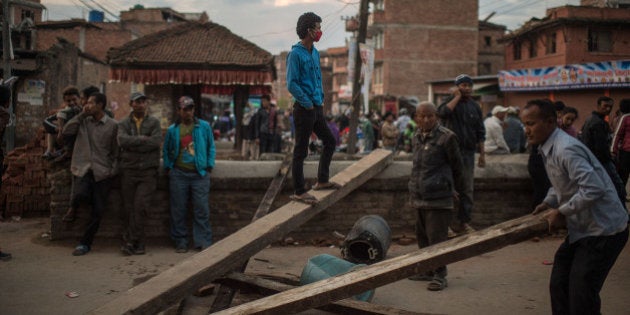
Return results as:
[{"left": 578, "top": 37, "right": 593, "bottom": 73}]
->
[{"left": 107, "top": 21, "right": 274, "bottom": 68}]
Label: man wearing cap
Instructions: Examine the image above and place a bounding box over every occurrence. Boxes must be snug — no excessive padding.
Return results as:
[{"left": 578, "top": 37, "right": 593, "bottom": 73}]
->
[
  {"left": 163, "top": 96, "right": 216, "bottom": 253},
  {"left": 484, "top": 105, "right": 510, "bottom": 155},
  {"left": 117, "top": 92, "right": 161, "bottom": 255},
  {"left": 437, "top": 74, "right": 485, "bottom": 234}
]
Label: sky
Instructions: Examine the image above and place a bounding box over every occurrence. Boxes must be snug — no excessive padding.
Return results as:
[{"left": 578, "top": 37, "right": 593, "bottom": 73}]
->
[{"left": 40, "top": 0, "right": 581, "bottom": 55}]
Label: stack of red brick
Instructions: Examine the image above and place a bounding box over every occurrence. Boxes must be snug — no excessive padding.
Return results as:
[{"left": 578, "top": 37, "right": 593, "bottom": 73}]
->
[{"left": 1, "top": 129, "right": 51, "bottom": 218}]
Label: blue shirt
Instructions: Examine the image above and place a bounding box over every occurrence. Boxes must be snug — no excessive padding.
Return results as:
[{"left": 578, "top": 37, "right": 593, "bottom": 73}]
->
[
  {"left": 540, "top": 128, "right": 628, "bottom": 243},
  {"left": 286, "top": 42, "right": 324, "bottom": 109}
]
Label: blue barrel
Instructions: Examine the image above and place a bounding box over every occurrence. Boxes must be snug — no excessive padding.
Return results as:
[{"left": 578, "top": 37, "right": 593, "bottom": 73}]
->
[
  {"left": 341, "top": 215, "right": 391, "bottom": 264},
  {"left": 88, "top": 10, "right": 104, "bottom": 22},
  {"left": 300, "top": 254, "right": 374, "bottom": 302}
]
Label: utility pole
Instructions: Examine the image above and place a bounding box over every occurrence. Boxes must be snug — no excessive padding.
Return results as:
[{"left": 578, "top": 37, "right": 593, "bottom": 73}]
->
[
  {"left": 346, "top": 0, "right": 368, "bottom": 155},
  {"left": 2, "top": 0, "right": 15, "bottom": 151}
]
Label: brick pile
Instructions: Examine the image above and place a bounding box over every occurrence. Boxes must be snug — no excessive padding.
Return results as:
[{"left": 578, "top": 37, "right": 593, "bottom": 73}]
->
[{"left": 1, "top": 128, "right": 51, "bottom": 218}]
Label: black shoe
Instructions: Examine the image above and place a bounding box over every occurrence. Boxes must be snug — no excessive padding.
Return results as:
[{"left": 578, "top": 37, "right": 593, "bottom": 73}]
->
[
  {"left": 133, "top": 244, "right": 145, "bottom": 255},
  {"left": 0, "top": 251, "right": 12, "bottom": 261},
  {"left": 175, "top": 244, "right": 188, "bottom": 253},
  {"left": 121, "top": 243, "right": 135, "bottom": 256}
]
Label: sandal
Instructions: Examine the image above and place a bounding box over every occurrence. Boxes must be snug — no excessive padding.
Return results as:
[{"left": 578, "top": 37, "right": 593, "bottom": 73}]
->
[
  {"left": 427, "top": 277, "right": 448, "bottom": 291},
  {"left": 312, "top": 181, "right": 341, "bottom": 191},
  {"left": 290, "top": 193, "right": 318, "bottom": 205}
]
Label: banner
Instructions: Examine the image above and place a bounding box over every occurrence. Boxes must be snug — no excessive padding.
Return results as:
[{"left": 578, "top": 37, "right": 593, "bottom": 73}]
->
[
  {"left": 499, "top": 60, "right": 630, "bottom": 91},
  {"left": 360, "top": 41, "right": 374, "bottom": 114}
]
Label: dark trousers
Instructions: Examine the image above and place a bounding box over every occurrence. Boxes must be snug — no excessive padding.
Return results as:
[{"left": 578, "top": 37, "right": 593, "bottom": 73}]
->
[
  {"left": 415, "top": 208, "right": 451, "bottom": 277},
  {"left": 528, "top": 149, "right": 551, "bottom": 210},
  {"left": 550, "top": 227, "right": 628, "bottom": 315},
  {"left": 292, "top": 104, "right": 335, "bottom": 195},
  {"left": 71, "top": 172, "right": 112, "bottom": 248},
  {"left": 259, "top": 132, "right": 275, "bottom": 154},
  {"left": 457, "top": 150, "right": 475, "bottom": 223},
  {"left": 121, "top": 168, "right": 157, "bottom": 246},
  {"left": 618, "top": 150, "right": 630, "bottom": 187}
]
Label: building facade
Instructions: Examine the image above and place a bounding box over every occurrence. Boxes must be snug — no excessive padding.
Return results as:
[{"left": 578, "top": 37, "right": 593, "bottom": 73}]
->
[
  {"left": 499, "top": 5, "right": 630, "bottom": 128},
  {"left": 368, "top": 0, "right": 479, "bottom": 112}
]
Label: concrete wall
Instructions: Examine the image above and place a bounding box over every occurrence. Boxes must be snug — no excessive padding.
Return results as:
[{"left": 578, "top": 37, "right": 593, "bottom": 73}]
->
[{"left": 49, "top": 155, "right": 534, "bottom": 244}]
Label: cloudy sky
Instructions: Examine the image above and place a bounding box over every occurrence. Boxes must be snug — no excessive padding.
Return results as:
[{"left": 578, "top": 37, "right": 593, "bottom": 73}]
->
[{"left": 40, "top": 0, "right": 580, "bottom": 55}]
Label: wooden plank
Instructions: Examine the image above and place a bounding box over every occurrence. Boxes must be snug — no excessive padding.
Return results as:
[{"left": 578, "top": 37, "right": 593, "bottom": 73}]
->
[
  {"left": 89, "top": 149, "right": 393, "bottom": 315},
  {"left": 213, "top": 212, "right": 550, "bottom": 315},
  {"left": 216, "top": 272, "right": 438, "bottom": 315},
  {"left": 210, "top": 150, "right": 294, "bottom": 311}
]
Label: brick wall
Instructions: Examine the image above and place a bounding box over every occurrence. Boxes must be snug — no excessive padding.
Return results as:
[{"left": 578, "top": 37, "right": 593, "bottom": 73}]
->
[
  {"left": 377, "top": 0, "right": 478, "bottom": 101},
  {"left": 48, "top": 155, "right": 534, "bottom": 243}
]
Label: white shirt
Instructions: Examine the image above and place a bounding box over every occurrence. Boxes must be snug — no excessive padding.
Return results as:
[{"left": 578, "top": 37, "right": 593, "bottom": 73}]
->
[{"left": 483, "top": 116, "right": 509, "bottom": 154}]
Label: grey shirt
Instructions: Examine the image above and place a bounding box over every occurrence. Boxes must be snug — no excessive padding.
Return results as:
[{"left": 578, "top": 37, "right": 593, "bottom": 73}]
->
[
  {"left": 63, "top": 112, "right": 119, "bottom": 182},
  {"left": 540, "top": 128, "right": 628, "bottom": 243}
]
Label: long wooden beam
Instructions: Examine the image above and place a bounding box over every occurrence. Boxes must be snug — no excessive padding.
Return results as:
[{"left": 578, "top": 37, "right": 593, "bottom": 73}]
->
[
  {"left": 210, "top": 150, "right": 294, "bottom": 311},
  {"left": 216, "top": 272, "right": 439, "bottom": 315},
  {"left": 213, "top": 211, "right": 550, "bottom": 315},
  {"left": 90, "top": 149, "right": 393, "bottom": 314}
]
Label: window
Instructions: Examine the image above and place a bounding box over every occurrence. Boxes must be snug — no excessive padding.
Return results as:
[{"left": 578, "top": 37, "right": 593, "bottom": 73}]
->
[
  {"left": 374, "top": 65, "right": 382, "bottom": 84},
  {"left": 513, "top": 42, "right": 522, "bottom": 60},
  {"left": 484, "top": 36, "right": 492, "bottom": 47},
  {"left": 478, "top": 62, "right": 492, "bottom": 75},
  {"left": 374, "top": 0, "right": 385, "bottom": 11},
  {"left": 21, "top": 9, "right": 34, "bottom": 21},
  {"left": 529, "top": 39, "right": 537, "bottom": 58},
  {"left": 546, "top": 32, "right": 556, "bottom": 54},
  {"left": 588, "top": 29, "right": 612, "bottom": 52},
  {"left": 374, "top": 31, "right": 384, "bottom": 49}
]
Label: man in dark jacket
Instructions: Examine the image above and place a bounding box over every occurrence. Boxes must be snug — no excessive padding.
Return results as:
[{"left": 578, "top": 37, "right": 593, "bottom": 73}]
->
[
  {"left": 117, "top": 92, "right": 161, "bottom": 255},
  {"left": 255, "top": 94, "right": 277, "bottom": 154},
  {"left": 437, "top": 74, "right": 485, "bottom": 235},
  {"left": 408, "top": 101, "right": 464, "bottom": 291},
  {"left": 580, "top": 96, "right": 626, "bottom": 204}
]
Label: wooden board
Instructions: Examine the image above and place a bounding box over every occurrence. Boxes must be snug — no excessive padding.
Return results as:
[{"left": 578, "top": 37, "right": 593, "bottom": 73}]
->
[
  {"left": 89, "top": 149, "right": 393, "bottom": 315},
  {"left": 213, "top": 212, "right": 550, "bottom": 314},
  {"left": 210, "top": 149, "right": 294, "bottom": 311},
  {"left": 217, "top": 272, "right": 438, "bottom": 315}
]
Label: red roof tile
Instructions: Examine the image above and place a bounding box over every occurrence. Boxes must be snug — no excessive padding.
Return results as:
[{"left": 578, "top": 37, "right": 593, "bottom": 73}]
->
[{"left": 107, "top": 21, "right": 274, "bottom": 68}]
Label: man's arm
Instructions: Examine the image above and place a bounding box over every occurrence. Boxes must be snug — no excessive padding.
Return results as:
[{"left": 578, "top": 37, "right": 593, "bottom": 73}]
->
[
  {"left": 555, "top": 146, "right": 608, "bottom": 217},
  {"left": 117, "top": 118, "right": 162, "bottom": 152},
  {"left": 206, "top": 124, "right": 216, "bottom": 170},
  {"left": 62, "top": 112, "right": 86, "bottom": 137},
  {"left": 445, "top": 134, "right": 465, "bottom": 194}
]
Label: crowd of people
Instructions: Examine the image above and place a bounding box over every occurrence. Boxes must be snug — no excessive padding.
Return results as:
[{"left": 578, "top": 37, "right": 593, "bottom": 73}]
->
[{"left": 1, "top": 10, "right": 628, "bottom": 315}]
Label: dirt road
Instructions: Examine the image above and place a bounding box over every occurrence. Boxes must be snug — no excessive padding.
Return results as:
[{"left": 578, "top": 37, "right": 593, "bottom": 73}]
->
[{"left": 1, "top": 218, "right": 629, "bottom": 314}]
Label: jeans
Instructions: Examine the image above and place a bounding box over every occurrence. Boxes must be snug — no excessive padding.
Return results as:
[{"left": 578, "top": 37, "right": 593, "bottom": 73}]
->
[
  {"left": 457, "top": 150, "right": 475, "bottom": 224},
  {"left": 259, "top": 132, "right": 275, "bottom": 154},
  {"left": 292, "top": 104, "right": 336, "bottom": 195},
  {"left": 121, "top": 168, "right": 157, "bottom": 246},
  {"left": 71, "top": 172, "right": 112, "bottom": 248},
  {"left": 168, "top": 168, "right": 213, "bottom": 249},
  {"left": 415, "top": 208, "right": 451, "bottom": 277},
  {"left": 550, "top": 228, "right": 628, "bottom": 315}
]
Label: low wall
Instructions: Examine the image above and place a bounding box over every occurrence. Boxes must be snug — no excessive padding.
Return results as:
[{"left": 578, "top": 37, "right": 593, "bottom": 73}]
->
[{"left": 49, "top": 154, "right": 534, "bottom": 244}]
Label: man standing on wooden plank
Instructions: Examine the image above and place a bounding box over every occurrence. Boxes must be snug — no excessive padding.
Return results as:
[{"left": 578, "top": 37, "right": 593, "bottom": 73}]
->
[
  {"left": 407, "top": 101, "right": 464, "bottom": 291},
  {"left": 286, "top": 12, "right": 339, "bottom": 205},
  {"left": 523, "top": 99, "right": 628, "bottom": 315}
]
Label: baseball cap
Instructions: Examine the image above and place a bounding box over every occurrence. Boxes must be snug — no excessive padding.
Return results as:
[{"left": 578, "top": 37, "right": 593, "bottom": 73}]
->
[
  {"left": 178, "top": 96, "right": 194, "bottom": 109},
  {"left": 491, "top": 105, "right": 509, "bottom": 115},
  {"left": 130, "top": 92, "right": 146, "bottom": 101},
  {"left": 454, "top": 74, "right": 473, "bottom": 85}
]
